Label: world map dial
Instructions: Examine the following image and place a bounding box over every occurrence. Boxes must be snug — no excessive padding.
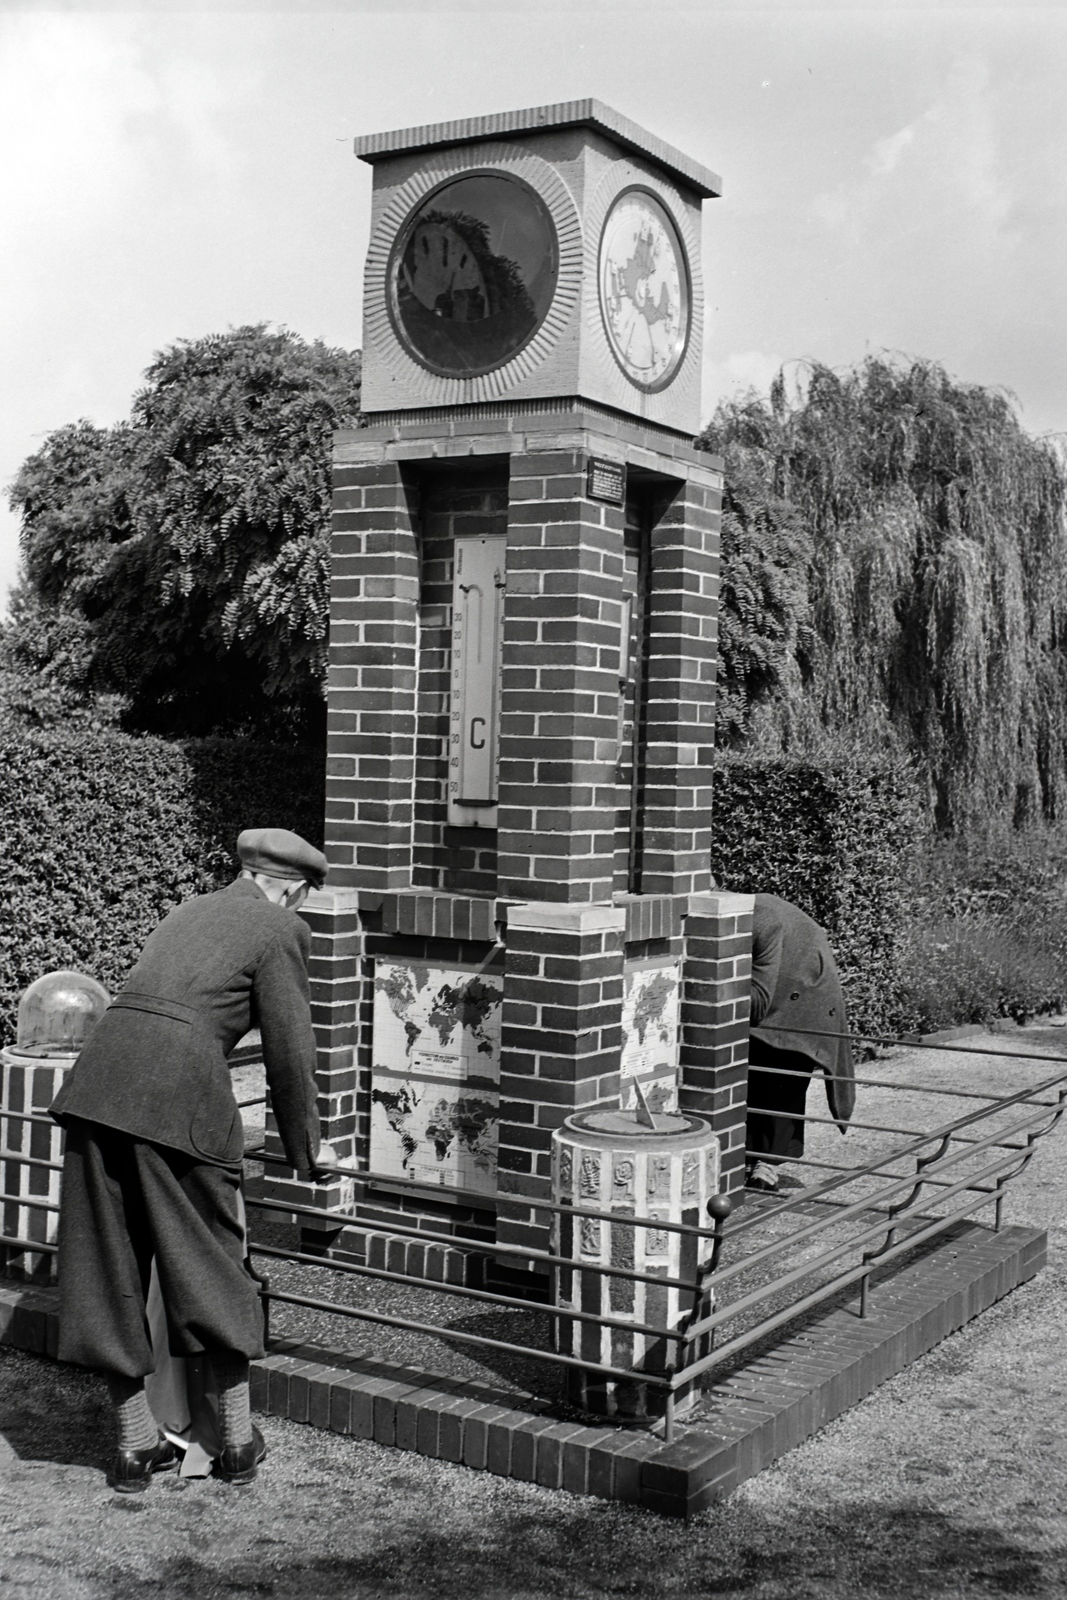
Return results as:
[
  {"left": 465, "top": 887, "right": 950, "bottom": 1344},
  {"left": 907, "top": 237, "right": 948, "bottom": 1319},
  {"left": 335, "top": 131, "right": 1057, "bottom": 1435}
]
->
[{"left": 598, "top": 188, "right": 691, "bottom": 392}]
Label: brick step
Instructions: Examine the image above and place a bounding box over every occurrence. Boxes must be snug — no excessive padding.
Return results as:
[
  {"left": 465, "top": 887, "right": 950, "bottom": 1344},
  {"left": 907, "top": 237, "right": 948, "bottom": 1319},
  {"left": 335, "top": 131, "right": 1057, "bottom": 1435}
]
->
[{"left": 0, "top": 1219, "right": 1044, "bottom": 1517}]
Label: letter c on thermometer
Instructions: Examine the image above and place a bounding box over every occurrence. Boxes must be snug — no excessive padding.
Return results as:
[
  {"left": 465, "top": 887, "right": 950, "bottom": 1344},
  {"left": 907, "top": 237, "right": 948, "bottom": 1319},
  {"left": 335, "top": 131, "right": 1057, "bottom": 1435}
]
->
[{"left": 470, "top": 717, "right": 486, "bottom": 750}]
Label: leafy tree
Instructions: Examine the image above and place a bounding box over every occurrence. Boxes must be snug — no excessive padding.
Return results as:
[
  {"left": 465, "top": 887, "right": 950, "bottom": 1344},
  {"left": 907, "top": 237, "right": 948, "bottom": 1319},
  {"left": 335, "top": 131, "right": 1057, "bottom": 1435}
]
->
[
  {"left": 7, "top": 325, "right": 362, "bottom": 738},
  {"left": 699, "top": 358, "right": 1067, "bottom": 830},
  {"left": 12, "top": 419, "right": 136, "bottom": 609},
  {"left": 1, "top": 419, "right": 134, "bottom": 729},
  {"left": 0, "top": 583, "right": 101, "bottom": 731}
]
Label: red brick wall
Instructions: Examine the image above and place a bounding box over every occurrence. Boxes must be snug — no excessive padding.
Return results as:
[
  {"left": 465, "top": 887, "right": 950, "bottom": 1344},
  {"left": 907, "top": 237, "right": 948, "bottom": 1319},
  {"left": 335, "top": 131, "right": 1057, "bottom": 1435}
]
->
[
  {"left": 325, "top": 461, "right": 419, "bottom": 892},
  {"left": 497, "top": 448, "right": 624, "bottom": 905},
  {"left": 261, "top": 888, "right": 363, "bottom": 1226},
  {"left": 679, "top": 891, "right": 754, "bottom": 1194},
  {"left": 496, "top": 901, "right": 627, "bottom": 1266},
  {"left": 639, "top": 478, "right": 720, "bottom": 898}
]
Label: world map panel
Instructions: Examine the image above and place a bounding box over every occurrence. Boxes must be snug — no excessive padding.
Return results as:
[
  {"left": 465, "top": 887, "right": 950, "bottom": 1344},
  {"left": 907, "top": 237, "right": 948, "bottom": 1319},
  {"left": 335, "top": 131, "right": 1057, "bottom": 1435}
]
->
[
  {"left": 620, "top": 957, "right": 681, "bottom": 1113},
  {"left": 369, "top": 959, "right": 503, "bottom": 1196}
]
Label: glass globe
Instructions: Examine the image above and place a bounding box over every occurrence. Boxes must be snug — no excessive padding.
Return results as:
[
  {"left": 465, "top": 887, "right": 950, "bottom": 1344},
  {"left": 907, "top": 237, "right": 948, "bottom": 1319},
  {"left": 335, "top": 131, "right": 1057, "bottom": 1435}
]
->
[{"left": 15, "top": 970, "right": 111, "bottom": 1058}]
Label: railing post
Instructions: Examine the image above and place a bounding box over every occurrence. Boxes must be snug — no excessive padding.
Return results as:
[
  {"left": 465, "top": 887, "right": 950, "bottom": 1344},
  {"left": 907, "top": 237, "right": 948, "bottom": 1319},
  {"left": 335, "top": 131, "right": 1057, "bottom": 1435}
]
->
[
  {"left": 659, "top": 1191, "right": 733, "bottom": 1436},
  {"left": 245, "top": 1254, "right": 272, "bottom": 1348},
  {"left": 663, "top": 1388, "right": 676, "bottom": 1444}
]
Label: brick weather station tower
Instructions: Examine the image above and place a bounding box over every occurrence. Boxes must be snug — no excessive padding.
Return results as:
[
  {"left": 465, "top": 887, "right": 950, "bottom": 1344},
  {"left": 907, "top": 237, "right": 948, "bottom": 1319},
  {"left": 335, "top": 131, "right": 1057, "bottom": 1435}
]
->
[{"left": 262, "top": 102, "right": 756, "bottom": 1289}]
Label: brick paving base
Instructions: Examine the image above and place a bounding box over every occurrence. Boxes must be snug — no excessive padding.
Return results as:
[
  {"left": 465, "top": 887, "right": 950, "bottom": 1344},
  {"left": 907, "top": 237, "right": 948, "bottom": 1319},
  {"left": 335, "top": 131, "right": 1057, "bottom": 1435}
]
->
[{"left": 0, "top": 1219, "right": 1044, "bottom": 1517}]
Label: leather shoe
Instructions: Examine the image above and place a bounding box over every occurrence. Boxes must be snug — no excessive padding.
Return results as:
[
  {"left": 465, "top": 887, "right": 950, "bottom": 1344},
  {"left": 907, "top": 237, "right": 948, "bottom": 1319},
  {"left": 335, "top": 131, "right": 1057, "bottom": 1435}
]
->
[
  {"left": 216, "top": 1424, "right": 267, "bottom": 1485},
  {"left": 746, "top": 1160, "right": 780, "bottom": 1192},
  {"left": 108, "top": 1434, "right": 181, "bottom": 1494}
]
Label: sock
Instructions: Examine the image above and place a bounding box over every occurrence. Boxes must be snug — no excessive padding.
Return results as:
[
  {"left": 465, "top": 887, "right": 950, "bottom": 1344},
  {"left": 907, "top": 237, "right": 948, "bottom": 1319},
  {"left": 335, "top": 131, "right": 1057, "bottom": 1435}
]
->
[
  {"left": 210, "top": 1352, "right": 253, "bottom": 1449},
  {"left": 106, "top": 1374, "right": 158, "bottom": 1452}
]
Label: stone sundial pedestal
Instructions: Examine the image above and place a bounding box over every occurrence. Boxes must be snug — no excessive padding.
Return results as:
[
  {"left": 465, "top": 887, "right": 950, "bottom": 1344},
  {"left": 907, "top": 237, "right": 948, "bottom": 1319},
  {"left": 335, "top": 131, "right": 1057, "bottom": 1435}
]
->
[
  {"left": 261, "top": 102, "right": 756, "bottom": 1285},
  {"left": 552, "top": 1099, "right": 720, "bottom": 1418}
]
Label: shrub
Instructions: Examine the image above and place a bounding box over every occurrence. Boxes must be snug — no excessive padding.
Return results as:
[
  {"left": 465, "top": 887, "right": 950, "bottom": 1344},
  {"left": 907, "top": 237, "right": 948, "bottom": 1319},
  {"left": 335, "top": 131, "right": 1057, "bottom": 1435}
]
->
[
  {"left": 710, "top": 755, "right": 926, "bottom": 1038},
  {"left": 914, "top": 822, "right": 1067, "bottom": 921},
  {"left": 896, "top": 824, "right": 1067, "bottom": 1030},
  {"left": 897, "top": 914, "right": 1067, "bottom": 1033},
  {"left": 0, "top": 726, "right": 324, "bottom": 1044}
]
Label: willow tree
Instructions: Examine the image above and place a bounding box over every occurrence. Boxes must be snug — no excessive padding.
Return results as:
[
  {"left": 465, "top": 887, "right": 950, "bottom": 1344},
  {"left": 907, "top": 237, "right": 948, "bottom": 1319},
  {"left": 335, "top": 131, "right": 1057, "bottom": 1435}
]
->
[
  {"left": 700, "top": 358, "right": 1067, "bottom": 830},
  {"left": 709, "top": 422, "right": 816, "bottom": 748}
]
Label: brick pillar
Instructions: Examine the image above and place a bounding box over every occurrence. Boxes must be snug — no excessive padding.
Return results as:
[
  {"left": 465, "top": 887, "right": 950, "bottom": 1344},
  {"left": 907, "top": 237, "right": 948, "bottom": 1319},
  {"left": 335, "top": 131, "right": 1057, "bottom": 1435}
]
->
[
  {"left": 324, "top": 456, "right": 419, "bottom": 892},
  {"left": 496, "top": 446, "right": 624, "bottom": 906},
  {"left": 496, "top": 902, "right": 627, "bottom": 1277},
  {"left": 640, "top": 472, "right": 720, "bottom": 897},
  {"left": 260, "top": 890, "right": 362, "bottom": 1232},
  {"left": 263, "top": 450, "right": 418, "bottom": 1221},
  {"left": 678, "top": 891, "right": 754, "bottom": 1195},
  {"left": 491, "top": 442, "right": 629, "bottom": 1279}
]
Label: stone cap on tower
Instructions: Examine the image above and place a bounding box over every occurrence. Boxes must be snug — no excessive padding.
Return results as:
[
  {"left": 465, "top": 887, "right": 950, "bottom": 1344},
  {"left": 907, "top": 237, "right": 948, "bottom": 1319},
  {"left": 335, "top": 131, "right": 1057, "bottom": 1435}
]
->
[{"left": 353, "top": 99, "right": 723, "bottom": 201}]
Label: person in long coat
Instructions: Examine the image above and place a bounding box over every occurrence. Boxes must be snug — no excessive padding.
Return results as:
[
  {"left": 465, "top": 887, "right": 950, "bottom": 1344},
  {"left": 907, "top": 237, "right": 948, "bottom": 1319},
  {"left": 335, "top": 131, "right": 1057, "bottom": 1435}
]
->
[
  {"left": 746, "top": 893, "right": 855, "bottom": 1191},
  {"left": 51, "top": 828, "right": 333, "bottom": 1491}
]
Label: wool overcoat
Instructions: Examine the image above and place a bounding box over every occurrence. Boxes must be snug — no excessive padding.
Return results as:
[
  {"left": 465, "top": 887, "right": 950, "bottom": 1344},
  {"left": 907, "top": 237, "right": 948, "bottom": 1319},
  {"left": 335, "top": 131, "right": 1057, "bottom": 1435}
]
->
[
  {"left": 749, "top": 893, "right": 855, "bottom": 1130},
  {"left": 52, "top": 877, "right": 321, "bottom": 1176}
]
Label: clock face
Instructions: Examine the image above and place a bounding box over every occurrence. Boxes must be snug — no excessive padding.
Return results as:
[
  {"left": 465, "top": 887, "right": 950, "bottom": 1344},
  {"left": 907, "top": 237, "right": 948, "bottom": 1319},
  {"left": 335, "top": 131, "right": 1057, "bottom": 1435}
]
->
[
  {"left": 598, "top": 189, "right": 690, "bottom": 392},
  {"left": 388, "top": 172, "right": 559, "bottom": 379}
]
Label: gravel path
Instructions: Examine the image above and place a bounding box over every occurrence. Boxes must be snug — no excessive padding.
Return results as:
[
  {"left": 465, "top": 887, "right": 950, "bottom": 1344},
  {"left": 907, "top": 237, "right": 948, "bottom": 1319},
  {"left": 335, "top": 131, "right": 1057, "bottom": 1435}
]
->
[{"left": 2, "top": 1026, "right": 1065, "bottom": 1599}]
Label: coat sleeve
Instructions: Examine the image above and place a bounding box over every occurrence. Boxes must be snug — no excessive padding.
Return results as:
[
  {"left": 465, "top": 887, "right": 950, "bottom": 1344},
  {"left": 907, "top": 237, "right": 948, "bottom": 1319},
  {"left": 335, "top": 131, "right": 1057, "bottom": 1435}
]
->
[
  {"left": 749, "top": 911, "right": 783, "bottom": 1029},
  {"left": 822, "top": 957, "right": 856, "bottom": 1133},
  {"left": 253, "top": 919, "right": 321, "bottom": 1178}
]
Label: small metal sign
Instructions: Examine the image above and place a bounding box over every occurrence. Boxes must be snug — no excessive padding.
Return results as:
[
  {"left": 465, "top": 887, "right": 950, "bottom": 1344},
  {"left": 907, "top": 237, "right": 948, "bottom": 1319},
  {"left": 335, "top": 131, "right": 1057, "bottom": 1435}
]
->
[{"left": 587, "top": 457, "right": 625, "bottom": 505}]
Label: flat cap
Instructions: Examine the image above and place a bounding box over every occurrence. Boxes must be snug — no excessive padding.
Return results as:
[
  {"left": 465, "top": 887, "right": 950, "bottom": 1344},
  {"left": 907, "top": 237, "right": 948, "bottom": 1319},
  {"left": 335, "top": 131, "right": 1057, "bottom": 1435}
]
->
[{"left": 237, "top": 828, "right": 327, "bottom": 890}]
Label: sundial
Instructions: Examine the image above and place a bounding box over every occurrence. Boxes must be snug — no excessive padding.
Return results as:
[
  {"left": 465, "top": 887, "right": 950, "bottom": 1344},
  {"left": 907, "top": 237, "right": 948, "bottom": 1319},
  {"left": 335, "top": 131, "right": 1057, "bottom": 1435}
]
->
[{"left": 570, "top": 1073, "right": 701, "bottom": 1139}]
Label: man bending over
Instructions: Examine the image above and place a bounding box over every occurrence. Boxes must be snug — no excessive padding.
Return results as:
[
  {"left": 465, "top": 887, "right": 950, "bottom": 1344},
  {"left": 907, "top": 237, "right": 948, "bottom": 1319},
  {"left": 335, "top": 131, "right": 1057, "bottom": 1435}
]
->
[
  {"left": 746, "top": 893, "right": 855, "bottom": 1192},
  {"left": 51, "top": 828, "right": 334, "bottom": 1492}
]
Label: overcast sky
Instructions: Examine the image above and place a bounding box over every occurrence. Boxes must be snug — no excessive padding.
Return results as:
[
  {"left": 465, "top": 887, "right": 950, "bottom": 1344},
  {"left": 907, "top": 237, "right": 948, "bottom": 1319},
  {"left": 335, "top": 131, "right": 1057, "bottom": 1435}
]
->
[{"left": 2, "top": 2, "right": 1065, "bottom": 603}]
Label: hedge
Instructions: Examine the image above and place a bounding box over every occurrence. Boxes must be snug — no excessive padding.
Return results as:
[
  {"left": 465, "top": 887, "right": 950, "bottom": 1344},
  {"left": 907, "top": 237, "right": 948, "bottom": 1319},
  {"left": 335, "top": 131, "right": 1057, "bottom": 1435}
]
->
[
  {"left": 1, "top": 730, "right": 925, "bottom": 1049},
  {"left": 710, "top": 756, "right": 926, "bottom": 1038},
  {"left": 0, "top": 727, "right": 325, "bottom": 1045}
]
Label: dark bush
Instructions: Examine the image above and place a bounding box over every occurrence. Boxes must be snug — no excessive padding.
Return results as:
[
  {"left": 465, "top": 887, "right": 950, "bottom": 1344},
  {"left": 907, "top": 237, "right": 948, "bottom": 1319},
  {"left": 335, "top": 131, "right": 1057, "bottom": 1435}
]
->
[
  {"left": 710, "top": 755, "right": 926, "bottom": 1038},
  {"left": 0, "top": 726, "right": 324, "bottom": 1044},
  {"left": 896, "top": 914, "right": 1067, "bottom": 1032},
  {"left": 896, "top": 824, "right": 1067, "bottom": 1030}
]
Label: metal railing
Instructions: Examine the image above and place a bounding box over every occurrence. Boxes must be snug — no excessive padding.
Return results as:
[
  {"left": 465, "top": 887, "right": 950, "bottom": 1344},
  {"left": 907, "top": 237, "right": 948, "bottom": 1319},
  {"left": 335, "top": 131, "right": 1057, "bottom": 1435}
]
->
[{"left": 3, "top": 1034, "right": 1065, "bottom": 1444}]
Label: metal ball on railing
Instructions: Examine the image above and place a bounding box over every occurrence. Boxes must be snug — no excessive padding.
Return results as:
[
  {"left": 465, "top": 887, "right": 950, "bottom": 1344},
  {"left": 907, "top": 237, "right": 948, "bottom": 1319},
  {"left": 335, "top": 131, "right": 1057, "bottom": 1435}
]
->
[{"left": 706, "top": 1191, "right": 733, "bottom": 1273}]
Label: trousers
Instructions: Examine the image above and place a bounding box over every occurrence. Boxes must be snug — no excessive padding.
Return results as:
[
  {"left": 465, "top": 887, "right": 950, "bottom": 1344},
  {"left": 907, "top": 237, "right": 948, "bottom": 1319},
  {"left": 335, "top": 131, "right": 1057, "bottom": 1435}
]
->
[
  {"left": 745, "top": 1039, "right": 815, "bottom": 1163},
  {"left": 56, "top": 1118, "right": 264, "bottom": 1377}
]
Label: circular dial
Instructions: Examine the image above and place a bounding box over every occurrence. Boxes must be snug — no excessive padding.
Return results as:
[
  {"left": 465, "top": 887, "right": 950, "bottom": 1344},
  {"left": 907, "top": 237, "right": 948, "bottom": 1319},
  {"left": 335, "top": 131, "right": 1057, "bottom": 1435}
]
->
[
  {"left": 598, "top": 188, "right": 690, "bottom": 392},
  {"left": 388, "top": 171, "right": 559, "bottom": 379}
]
